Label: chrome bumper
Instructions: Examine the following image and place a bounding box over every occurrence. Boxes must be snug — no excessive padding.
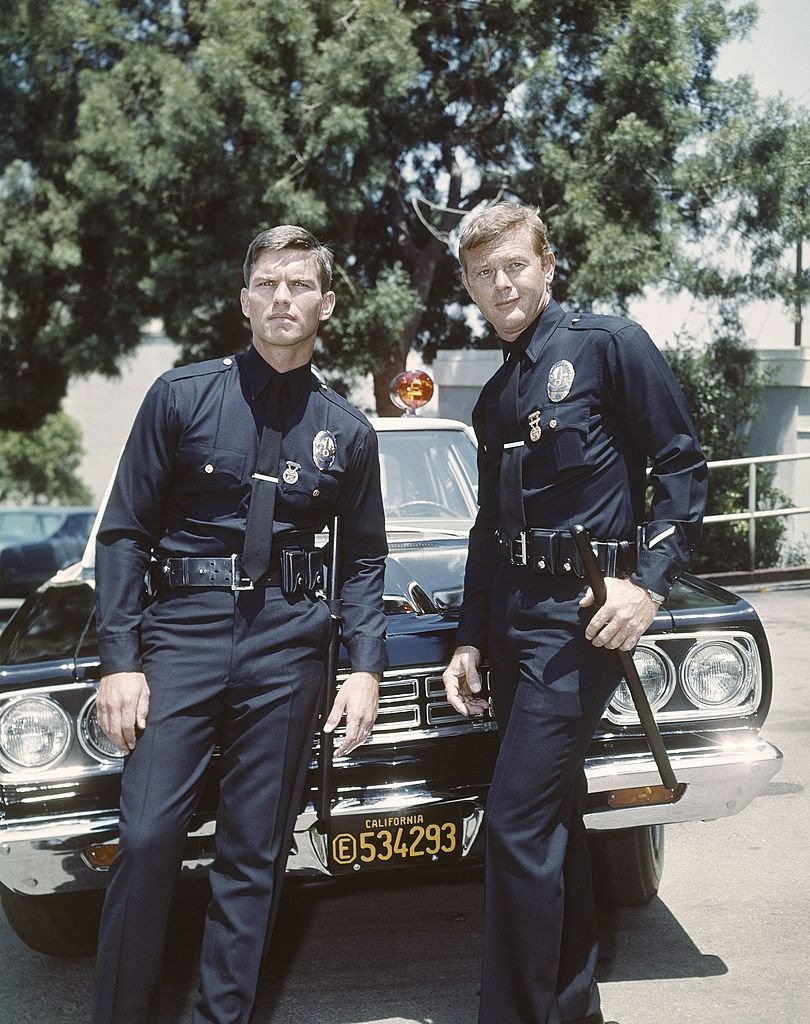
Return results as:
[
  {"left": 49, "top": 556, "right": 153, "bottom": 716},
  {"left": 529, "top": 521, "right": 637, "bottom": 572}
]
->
[
  {"left": 0, "top": 734, "right": 782, "bottom": 896},
  {"left": 583, "top": 734, "right": 783, "bottom": 829}
]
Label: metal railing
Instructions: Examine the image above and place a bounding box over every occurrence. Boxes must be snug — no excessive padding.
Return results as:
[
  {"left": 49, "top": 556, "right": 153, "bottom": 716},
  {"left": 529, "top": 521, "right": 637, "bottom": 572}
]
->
[{"left": 703, "top": 452, "right": 810, "bottom": 570}]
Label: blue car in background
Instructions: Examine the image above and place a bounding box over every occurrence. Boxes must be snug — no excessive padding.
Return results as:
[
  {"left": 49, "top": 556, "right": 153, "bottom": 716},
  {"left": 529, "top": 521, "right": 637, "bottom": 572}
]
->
[{"left": 0, "top": 507, "right": 95, "bottom": 599}]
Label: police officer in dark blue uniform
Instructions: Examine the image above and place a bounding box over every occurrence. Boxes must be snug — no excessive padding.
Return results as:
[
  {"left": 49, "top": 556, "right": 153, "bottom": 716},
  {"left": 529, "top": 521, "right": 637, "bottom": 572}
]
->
[
  {"left": 92, "top": 225, "right": 387, "bottom": 1024},
  {"left": 443, "top": 203, "right": 707, "bottom": 1024}
]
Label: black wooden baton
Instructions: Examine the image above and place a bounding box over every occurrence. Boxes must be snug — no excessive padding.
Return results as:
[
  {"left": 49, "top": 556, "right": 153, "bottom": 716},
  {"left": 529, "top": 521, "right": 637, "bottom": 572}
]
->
[
  {"left": 570, "top": 525, "right": 685, "bottom": 802},
  {"left": 316, "top": 515, "right": 343, "bottom": 834}
]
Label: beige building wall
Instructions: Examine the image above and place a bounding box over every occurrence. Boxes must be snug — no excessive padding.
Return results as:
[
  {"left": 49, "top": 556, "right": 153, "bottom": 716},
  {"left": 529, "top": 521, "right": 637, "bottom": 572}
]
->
[
  {"left": 746, "top": 349, "right": 810, "bottom": 555},
  {"left": 63, "top": 335, "right": 181, "bottom": 506}
]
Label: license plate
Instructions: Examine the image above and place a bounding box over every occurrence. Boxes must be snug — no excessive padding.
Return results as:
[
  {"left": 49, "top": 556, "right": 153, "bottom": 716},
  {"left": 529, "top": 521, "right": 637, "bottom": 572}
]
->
[{"left": 326, "top": 803, "right": 463, "bottom": 874}]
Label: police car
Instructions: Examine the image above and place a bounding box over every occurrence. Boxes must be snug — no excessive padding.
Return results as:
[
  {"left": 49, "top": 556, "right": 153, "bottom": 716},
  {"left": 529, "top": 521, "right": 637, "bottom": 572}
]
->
[{"left": 0, "top": 372, "right": 782, "bottom": 956}]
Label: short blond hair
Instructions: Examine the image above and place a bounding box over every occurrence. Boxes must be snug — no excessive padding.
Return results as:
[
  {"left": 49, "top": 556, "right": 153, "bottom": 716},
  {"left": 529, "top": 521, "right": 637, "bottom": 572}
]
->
[{"left": 458, "top": 202, "right": 552, "bottom": 270}]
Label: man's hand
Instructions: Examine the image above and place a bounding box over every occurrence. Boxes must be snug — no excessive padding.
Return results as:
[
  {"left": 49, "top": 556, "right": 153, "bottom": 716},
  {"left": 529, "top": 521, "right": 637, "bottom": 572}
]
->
[
  {"left": 442, "top": 645, "right": 489, "bottom": 717},
  {"left": 579, "top": 578, "right": 660, "bottom": 652},
  {"left": 96, "top": 672, "right": 151, "bottom": 753},
  {"left": 323, "top": 671, "right": 380, "bottom": 757}
]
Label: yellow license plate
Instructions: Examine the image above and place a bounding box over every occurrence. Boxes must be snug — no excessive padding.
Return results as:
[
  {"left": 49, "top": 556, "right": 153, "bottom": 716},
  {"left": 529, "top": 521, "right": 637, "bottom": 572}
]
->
[{"left": 327, "top": 804, "right": 462, "bottom": 874}]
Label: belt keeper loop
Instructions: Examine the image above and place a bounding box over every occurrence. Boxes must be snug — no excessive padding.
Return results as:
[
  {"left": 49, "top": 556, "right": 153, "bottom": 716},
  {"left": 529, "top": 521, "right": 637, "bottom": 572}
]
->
[
  {"left": 568, "top": 540, "right": 584, "bottom": 577},
  {"left": 604, "top": 541, "right": 617, "bottom": 578},
  {"left": 533, "top": 530, "right": 558, "bottom": 574},
  {"left": 620, "top": 539, "right": 635, "bottom": 577}
]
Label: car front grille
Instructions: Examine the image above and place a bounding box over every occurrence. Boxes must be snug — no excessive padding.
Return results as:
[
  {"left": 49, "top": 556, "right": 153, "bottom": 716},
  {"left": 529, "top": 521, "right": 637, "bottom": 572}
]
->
[{"left": 331, "top": 665, "right": 497, "bottom": 745}]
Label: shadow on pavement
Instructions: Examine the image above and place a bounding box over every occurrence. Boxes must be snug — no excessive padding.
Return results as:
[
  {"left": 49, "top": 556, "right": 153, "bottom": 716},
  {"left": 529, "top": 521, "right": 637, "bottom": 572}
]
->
[
  {"left": 139, "top": 869, "right": 727, "bottom": 1023},
  {"left": 597, "top": 897, "right": 727, "bottom": 983}
]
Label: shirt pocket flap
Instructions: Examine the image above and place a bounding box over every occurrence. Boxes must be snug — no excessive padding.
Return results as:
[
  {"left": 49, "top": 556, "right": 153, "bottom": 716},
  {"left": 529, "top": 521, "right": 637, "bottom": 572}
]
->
[
  {"left": 545, "top": 400, "right": 589, "bottom": 468},
  {"left": 197, "top": 448, "right": 247, "bottom": 481},
  {"left": 280, "top": 467, "right": 340, "bottom": 504}
]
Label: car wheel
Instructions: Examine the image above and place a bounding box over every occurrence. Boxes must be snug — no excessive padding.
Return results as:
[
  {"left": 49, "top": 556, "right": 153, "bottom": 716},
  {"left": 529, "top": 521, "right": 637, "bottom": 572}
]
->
[
  {"left": 0, "top": 884, "right": 103, "bottom": 957},
  {"left": 589, "top": 823, "right": 665, "bottom": 908}
]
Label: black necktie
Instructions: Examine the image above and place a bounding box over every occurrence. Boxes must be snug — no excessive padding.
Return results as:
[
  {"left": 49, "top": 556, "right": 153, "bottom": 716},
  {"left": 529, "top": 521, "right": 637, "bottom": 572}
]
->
[
  {"left": 242, "top": 378, "right": 285, "bottom": 583},
  {"left": 498, "top": 349, "right": 527, "bottom": 542}
]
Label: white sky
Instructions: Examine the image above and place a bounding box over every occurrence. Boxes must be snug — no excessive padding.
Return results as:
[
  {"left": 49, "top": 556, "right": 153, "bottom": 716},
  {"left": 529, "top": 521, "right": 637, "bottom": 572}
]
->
[
  {"left": 630, "top": 0, "right": 810, "bottom": 349},
  {"left": 715, "top": 0, "right": 810, "bottom": 104}
]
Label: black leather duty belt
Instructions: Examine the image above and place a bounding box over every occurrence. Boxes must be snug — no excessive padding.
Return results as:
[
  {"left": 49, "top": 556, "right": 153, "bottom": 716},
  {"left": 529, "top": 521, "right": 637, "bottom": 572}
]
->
[
  {"left": 497, "top": 529, "right": 637, "bottom": 579},
  {"left": 155, "top": 550, "right": 324, "bottom": 596},
  {"left": 156, "top": 555, "right": 273, "bottom": 591}
]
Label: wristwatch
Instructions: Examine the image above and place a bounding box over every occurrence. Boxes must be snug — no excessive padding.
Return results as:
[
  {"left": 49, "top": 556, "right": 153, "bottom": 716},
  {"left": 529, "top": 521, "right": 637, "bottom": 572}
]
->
[{"left": 646, "top": 588, "right": 666, "bottom": 606}]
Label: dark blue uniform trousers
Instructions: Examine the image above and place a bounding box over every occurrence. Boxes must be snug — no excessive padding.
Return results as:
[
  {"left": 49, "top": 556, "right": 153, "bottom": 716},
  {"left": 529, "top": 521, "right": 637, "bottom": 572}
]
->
[
  {"left": 478, "top": 567, "right": 623, "bottom": 1024},
  {"left": 92, "top": 586, "right": 331, "bottom": 1024}
]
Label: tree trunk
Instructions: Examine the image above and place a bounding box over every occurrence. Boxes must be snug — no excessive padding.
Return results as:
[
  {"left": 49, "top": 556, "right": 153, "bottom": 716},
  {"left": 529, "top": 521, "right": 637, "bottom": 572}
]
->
[{"left": 372, "top": 352, "right": 412, "bottom": 418}]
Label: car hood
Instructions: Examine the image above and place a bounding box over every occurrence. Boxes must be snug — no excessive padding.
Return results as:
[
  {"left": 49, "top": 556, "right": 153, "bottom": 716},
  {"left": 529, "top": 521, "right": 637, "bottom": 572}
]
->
[{"left": 384, "top": 530, "right": 471, "bottom": 612}]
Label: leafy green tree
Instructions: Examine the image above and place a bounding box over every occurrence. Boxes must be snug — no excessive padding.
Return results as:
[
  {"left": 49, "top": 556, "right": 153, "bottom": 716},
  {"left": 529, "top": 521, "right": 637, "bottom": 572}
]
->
[
  {"left": 1, "top": 0, "right": 804, "bottom": 424},
  {"left": 0, "top": 0, "right": 161, "bottom": 429},
  {"left": 664, "top": 313, "right": 786, "bottom": 572},
  {"left": 0, "top": 411, "right": 92, "bottom": 505},
  {"left": 674, "top": 97, "right": 810, "bottom": 337}
]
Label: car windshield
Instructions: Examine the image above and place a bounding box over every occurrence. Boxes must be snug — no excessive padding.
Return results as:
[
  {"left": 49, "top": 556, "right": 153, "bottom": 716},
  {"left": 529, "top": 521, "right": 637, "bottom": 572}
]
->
[
  {"left": 376, "top": 427, "right": 479, "bottom": 521},
  {"left": 0, "top": 510, "right": 63, "bottom": 538}
]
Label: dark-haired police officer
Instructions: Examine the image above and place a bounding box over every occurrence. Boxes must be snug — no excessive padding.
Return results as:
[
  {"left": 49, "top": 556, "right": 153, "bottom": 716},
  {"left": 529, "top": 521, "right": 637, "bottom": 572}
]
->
[
  {"left": 443, "top": 203, "right": 707, "bottom": 1024},
  {"left": 92, "top": 225, "right": 387, "bottom": 1024}
]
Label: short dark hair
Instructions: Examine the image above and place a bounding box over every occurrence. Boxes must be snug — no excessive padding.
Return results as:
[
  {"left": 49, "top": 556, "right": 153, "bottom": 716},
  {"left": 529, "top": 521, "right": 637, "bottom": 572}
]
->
[
  {"left": 458, "top": 202, "right": 552, "bottom": 270},
  {"left": 242, "top": 225, "right": 334, "bottom": 290}
]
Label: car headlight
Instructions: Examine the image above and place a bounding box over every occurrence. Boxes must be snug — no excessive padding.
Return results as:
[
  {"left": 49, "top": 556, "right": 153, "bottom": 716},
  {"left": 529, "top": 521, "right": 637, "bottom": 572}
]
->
[
  {"left": 79, "top": 697, "right": 126, "bottom": 762},
  {"left": 0, "top": 697, "right": 72, "bottom": 770},
  {"left": 681, "top": 640, "right": 753, "bottom": 709},
  {"left": 610, "top": 645, "right": 675, "bottom": 717}
]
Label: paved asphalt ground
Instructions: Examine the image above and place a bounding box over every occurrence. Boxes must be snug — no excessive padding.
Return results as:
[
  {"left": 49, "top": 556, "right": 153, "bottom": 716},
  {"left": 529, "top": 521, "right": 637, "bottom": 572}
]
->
[{"left": 0, "top": 584, "right": 807, "bottom": 1024}]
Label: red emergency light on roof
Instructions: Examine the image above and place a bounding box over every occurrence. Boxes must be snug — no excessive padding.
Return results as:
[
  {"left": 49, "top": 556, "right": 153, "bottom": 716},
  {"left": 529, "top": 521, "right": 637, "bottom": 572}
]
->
[{"left": 389, "top": 370, "right": 434, "bottom": 412}]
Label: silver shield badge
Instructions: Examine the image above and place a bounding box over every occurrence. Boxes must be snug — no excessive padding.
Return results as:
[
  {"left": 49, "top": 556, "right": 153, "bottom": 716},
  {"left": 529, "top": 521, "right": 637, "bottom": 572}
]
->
[
  {"left": 312, "top": 430, "right": 337, "bottom": 471},
  {"left": 547, "top": 360, "right": 575, "bottom": 402}
]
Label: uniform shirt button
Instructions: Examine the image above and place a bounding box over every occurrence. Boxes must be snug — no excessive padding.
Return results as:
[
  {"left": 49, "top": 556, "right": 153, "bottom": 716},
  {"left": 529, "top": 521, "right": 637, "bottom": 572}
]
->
[
  {"left": 312, "top": 488, "right": 320, "bottom": 497},
  {"left": 549, "top": 419, "right": 558, "bottom": 429},
  {"left": 222, "top": 357, "right": 233, "bottom": 366},
  {"left": 204, "top": 463, "right": 214, "bottom": 474}
]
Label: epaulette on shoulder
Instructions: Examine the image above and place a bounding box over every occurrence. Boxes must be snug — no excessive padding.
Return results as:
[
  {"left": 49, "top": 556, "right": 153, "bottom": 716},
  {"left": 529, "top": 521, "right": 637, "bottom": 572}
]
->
[
  {"left": 567, "top": 312, "right": 637, "bottom": 333},
  {"left": 318, "top": 382, "right": 374, "bottom": 428},
  {"left": 161, "top": 356, "right": 237, "bottom": 382}
]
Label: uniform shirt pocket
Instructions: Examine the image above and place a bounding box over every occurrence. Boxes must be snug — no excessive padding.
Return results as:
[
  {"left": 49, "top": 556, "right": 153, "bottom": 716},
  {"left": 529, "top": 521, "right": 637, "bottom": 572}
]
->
[
  {"left": 545, "top": 399, "right": 590, "bottom": 470},
  {"left": 174, "top": 445, "right": 248, "bottom": 507},
  {"left": 279, "top": 467, "right": 340, "bottom": 512}
]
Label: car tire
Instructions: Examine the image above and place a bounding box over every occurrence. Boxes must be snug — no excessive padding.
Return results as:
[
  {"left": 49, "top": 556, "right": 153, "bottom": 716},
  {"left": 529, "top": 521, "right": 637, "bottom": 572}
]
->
[
  {"left": 0, "top": 884, "right": 103, "bottom": 957},
  {"left": 589, "top": 823, "right": 665, "bottom": 908}
]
